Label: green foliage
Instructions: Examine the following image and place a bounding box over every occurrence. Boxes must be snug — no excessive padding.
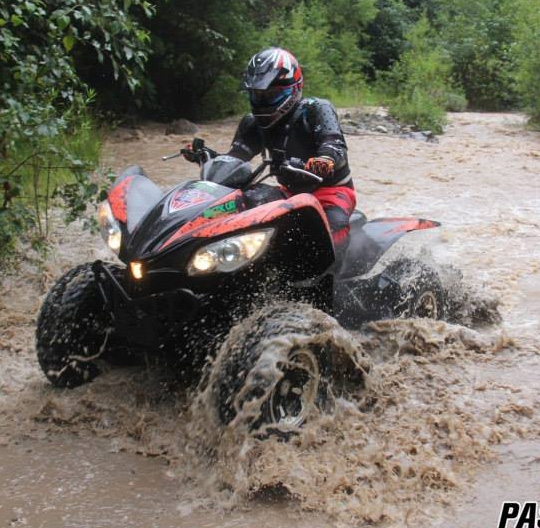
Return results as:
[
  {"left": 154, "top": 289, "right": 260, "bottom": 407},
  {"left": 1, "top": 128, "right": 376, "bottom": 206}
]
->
[
  {"left": 261, "top": 0, "right": 375, "bottom": 102},
  {"left": 0, "top": 0, "right": 152, "bottom": 261},
  {"left": 57, "top": 0, "right": 523, "bottom": 120},
  {"left": 0, "top": 1, "right": 152, "bottom": 147},
  {"left": 0, "top": 0, "right": 152, "bottom": 160},
  {"left": 512, "top": 0, "right": 540, "bottom": 124},
  {"left": 386, "top": 16, "right": 456, "bottom": 133},
  {"left": 435, "top": 0, "right": 518, "bottom": 110},
  {"left": 1, "top": 106, "right": 106, "bottom": 255},
  {"left": 366, "top": 0, "right": 416, "bottom": 74},
  {"left": 52, "top": 167, "right": 113, "bottom": 231},
  {"left": 199, "top": 75, "right": 250, "bottom": 121},
  {"left": 262, "top": 2, "right": 332, "bottom": 97},
  {"left": 0, "top": 204, "right": 36, "bottom": 260},
  {"left": 391, "top": 89, "right": 448, "bottom": 133},
  {"left": 138, "top": 0, "right": 259, "bottom": 120}
]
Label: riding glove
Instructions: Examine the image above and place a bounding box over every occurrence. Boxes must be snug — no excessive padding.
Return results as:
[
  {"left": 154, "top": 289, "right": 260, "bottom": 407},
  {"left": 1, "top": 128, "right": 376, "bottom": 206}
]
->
[
  {"left": 305, "top": 156, "right": 335, "bottom": 178},
  {"left": 182, "top": 143, "right": 199, "bottom": 163}
]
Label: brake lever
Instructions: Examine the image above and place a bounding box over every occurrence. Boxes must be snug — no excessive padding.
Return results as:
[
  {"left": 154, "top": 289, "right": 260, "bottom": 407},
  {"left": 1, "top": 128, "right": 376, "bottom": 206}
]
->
[
  {"left": 162, "top": 151, "right": 183, "bottom": 161},
  {"left": 282, "top": 163, "right": 323, "bottom": 183}
]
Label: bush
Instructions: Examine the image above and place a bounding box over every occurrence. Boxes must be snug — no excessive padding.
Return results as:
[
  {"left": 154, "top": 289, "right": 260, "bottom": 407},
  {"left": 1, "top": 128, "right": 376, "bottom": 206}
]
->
[
  {"left": 0, "top": 0, "right": 149, "bottom": 263},
  {"left": 0, "top": 108, "right": 107, "bottom": 259},
  {"left": 199, "top": 74, "right": 249, "bottom": 120},
  {"left": 513, "top": 0, "right": 540, "bottom": 124},
  {"left": 384, "top": 16, "right": 459, "bottom": 133},
  {"left": 390, "top": 89, "right": 447, "bottom": 133},
  {"left": 261, "top": 0, "right": 374, "bottom": 104},
  {"left": 436, "top": 0, "right": 518, "bottom": 111},
  {"left": 0, "top": 203, "right": 35, "bottom": 261},
  {"left": 444, "top": 92, "right": 468, "bottom": 112}
]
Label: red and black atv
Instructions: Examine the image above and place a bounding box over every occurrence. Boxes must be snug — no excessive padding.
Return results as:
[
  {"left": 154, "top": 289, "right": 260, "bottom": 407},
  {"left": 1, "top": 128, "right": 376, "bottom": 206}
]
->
[{"left": 36, "top": 139, "right": 444, "bottom": 432}]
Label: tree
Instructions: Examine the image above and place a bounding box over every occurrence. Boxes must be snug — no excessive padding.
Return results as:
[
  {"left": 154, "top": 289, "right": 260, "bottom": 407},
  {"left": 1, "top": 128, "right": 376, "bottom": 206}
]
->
[
  {"left": 513, "top": 0, "right": 540, "bottom": 123},
  {"left": 435, "top": 0, "right": 518, "bottom": 110},
  {"left": 387, "top": 16, "right": 455, "bottom": 132},
  {"left": 366, "top": 0, "right": 416, "bottom": 75},
  {"left": 261, "top": 0, "right": 375, "bottom": 102},
  {"left": 0, "top": 0, "right": 152, "bottom": 153},
  {"left": 0, "top": 0, "right": 152, "bottom": 258},
  {"left": 134, "top": 0, "right": 260, "bottom": 120}
]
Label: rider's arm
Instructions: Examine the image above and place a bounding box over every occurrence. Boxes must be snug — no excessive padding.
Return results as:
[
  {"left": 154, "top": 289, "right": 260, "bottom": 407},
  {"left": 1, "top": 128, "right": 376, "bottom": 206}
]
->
[
  {"left": 305, "top": 99, "right": 350, "bottom": 178},
  {"left": 227, "top": 114, "right": 264, "bottom": 162}
]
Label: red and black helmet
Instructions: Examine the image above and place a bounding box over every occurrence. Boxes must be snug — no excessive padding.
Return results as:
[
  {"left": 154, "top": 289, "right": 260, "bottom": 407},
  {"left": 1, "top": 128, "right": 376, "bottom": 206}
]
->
[{"left": 243, "top": 47, "right": 303, "bottom": 129}]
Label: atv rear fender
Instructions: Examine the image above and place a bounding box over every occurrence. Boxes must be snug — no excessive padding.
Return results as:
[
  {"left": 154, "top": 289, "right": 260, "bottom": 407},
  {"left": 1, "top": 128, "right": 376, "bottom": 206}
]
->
[{"left": 340, "top": 216, "right": 440, "bottom": 279}]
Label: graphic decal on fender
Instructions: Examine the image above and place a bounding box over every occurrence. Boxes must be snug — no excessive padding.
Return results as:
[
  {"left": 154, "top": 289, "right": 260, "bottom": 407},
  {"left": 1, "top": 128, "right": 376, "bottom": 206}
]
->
[
  {"left": 381, "top": 218, "right": 440, "bottom": 235},
  {"left": 168, "top": 188, "right": 214, "bottom": 213},
  {"left": 160, "top": 193, "right": 325, "bottom": 251},
  {"left": 194, "top": 194, "right": 327, "bottom": 239},
  {"left": 108, "top": 175, "right": 134, "bottom": 223}
]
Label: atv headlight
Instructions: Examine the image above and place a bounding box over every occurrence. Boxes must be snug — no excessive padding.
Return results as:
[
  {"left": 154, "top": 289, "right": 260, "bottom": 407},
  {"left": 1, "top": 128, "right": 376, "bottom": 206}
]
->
[
  {"left": 187, "top": 228, "right": 274, "bottom": 276},
  {"left": 97, "top": 201, "right": 122, "bottom": 254}
]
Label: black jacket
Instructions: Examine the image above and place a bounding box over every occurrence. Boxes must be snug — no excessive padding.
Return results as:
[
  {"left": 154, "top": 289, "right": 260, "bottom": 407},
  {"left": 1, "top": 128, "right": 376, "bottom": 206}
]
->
[{"left": 228, "top": 97, "right": 352, "bottom": 191}]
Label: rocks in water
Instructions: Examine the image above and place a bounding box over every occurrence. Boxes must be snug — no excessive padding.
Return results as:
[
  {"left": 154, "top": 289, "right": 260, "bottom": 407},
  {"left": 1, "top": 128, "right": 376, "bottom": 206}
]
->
[
  {"left": 338, "top": 107, "right": 439, "bottom": 143},
  {"left": 402, "top": 130, "right": 439, "bottom": 143},
  {"left": 165, "top": 119, "right": 199, "bottom": 135}
]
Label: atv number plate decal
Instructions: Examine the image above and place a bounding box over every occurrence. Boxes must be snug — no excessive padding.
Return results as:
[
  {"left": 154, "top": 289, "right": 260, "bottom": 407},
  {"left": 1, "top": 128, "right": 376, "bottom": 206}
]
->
[
  {"left": 168, "top": 188, "right": 215, "bottom": 213},
  {"left": 202, "top": 199, "right": 238, "bottom": 219}
]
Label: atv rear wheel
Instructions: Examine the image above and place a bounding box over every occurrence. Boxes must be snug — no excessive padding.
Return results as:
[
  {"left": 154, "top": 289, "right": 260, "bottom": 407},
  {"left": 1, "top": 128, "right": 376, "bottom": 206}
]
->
[
  {"left": 383, "top": 258, "right": 444, "bottom": 319},
  {"left": 209, "top": 302, "right": 365, "bottom": 435},
  {"left": 36, "top": 262, "right": 124, "bottom": 388}
]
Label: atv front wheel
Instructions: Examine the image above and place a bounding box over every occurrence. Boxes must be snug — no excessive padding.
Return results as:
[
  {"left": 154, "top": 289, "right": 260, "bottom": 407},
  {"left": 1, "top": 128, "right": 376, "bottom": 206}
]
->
[
  {"left": 36, "top": 262, "right": 124, "bottom": 388},
  {"left": 383, "top": 258, "right": 445, "bottom": 319},
  {"left": 209, "top": 302, "right": 368, "bottom": 435}
]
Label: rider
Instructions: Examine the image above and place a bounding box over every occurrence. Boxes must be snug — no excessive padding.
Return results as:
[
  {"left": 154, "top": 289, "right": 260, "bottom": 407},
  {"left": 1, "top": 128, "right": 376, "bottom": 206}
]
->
[
  {"left": 185, "top": 47, "right": 356, "bottom": 255},
  {"left": 229, "top": 47, "right": 356, "bottom": 253}
]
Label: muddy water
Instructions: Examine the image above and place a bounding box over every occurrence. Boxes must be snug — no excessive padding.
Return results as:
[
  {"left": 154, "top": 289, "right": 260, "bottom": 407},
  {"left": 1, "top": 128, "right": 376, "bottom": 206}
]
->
[{"left": 1, "top": 112, "right": 539, "bottom": 527}]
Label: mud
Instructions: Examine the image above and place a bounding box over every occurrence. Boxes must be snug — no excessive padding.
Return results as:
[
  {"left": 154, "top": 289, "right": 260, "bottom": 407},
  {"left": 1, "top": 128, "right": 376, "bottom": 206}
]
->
[{"left": 1, "top": 111, "right": 539, "bottom": 527}]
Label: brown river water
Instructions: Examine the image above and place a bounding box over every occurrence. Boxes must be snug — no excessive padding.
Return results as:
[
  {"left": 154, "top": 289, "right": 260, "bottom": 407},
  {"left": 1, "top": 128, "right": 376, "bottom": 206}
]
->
[{"left": 0, "top": 111, "right": 539, "bottom": 527}]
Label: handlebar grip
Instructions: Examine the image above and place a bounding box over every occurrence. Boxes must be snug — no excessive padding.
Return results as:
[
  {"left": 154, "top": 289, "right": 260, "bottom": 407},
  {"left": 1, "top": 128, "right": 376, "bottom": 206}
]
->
[{"left": 192, "top": 138, "right": 205, "bottom": 151}]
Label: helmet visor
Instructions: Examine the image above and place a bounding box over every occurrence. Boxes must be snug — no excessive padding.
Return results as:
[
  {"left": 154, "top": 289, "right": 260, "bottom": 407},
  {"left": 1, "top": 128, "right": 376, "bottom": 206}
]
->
[{"left": 249, "top": 86, "right": 293, "bottom": 108}]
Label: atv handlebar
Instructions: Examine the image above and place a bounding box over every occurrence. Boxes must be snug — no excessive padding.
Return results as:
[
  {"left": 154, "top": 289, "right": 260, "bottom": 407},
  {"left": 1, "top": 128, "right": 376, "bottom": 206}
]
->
[
  {"left": 162, "top": 148, "right": 217, "bottom": 163},
  {"left": 163, "top": 139, "right": 323, "bottom": 187}
]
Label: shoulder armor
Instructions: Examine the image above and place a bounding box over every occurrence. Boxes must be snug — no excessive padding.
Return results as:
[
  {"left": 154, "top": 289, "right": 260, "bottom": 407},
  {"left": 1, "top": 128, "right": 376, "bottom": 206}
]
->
[{"left": 302, "top": 98, "right": 341, "bottom": 137}]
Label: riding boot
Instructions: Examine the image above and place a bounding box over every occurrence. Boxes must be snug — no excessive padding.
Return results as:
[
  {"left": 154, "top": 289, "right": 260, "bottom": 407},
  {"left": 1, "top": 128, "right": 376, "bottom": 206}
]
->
[{"left": 333, "top": 233, "right": 350, "bottom": 277}]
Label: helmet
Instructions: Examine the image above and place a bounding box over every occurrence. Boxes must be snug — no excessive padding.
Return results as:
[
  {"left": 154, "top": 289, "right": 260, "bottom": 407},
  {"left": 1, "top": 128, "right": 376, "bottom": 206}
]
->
[{"left": 243, "top": 47, "right": 303, "bottom": 129}]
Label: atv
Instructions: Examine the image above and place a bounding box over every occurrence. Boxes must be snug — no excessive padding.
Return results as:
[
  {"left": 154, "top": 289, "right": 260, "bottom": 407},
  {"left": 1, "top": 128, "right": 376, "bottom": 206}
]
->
[{"left": 36, "top": 139, "right": 444, "bottom": 433}]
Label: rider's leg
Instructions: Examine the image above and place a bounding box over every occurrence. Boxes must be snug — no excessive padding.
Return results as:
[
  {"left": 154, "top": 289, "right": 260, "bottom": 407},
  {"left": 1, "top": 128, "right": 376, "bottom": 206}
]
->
[{"left": 312, "top": 186, "right": 357, "bottom": 260}]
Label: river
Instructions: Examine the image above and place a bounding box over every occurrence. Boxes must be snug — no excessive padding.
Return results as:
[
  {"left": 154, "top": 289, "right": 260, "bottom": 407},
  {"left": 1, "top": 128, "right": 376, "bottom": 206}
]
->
[{"left": 0, "top": 111, "right": 539, "bottom": 527}]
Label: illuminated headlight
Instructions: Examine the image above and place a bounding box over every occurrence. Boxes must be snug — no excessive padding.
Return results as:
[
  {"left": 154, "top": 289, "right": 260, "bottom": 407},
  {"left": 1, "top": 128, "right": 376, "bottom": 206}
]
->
[
  {"left": 97, "top": 201, "right": 122, "bottom": 254},
  {"left": 130, "top": 261, "right": 144, "bottom": 280},
  {"left": 187, "top": 229, "right": 274, "bottom": 276}
]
